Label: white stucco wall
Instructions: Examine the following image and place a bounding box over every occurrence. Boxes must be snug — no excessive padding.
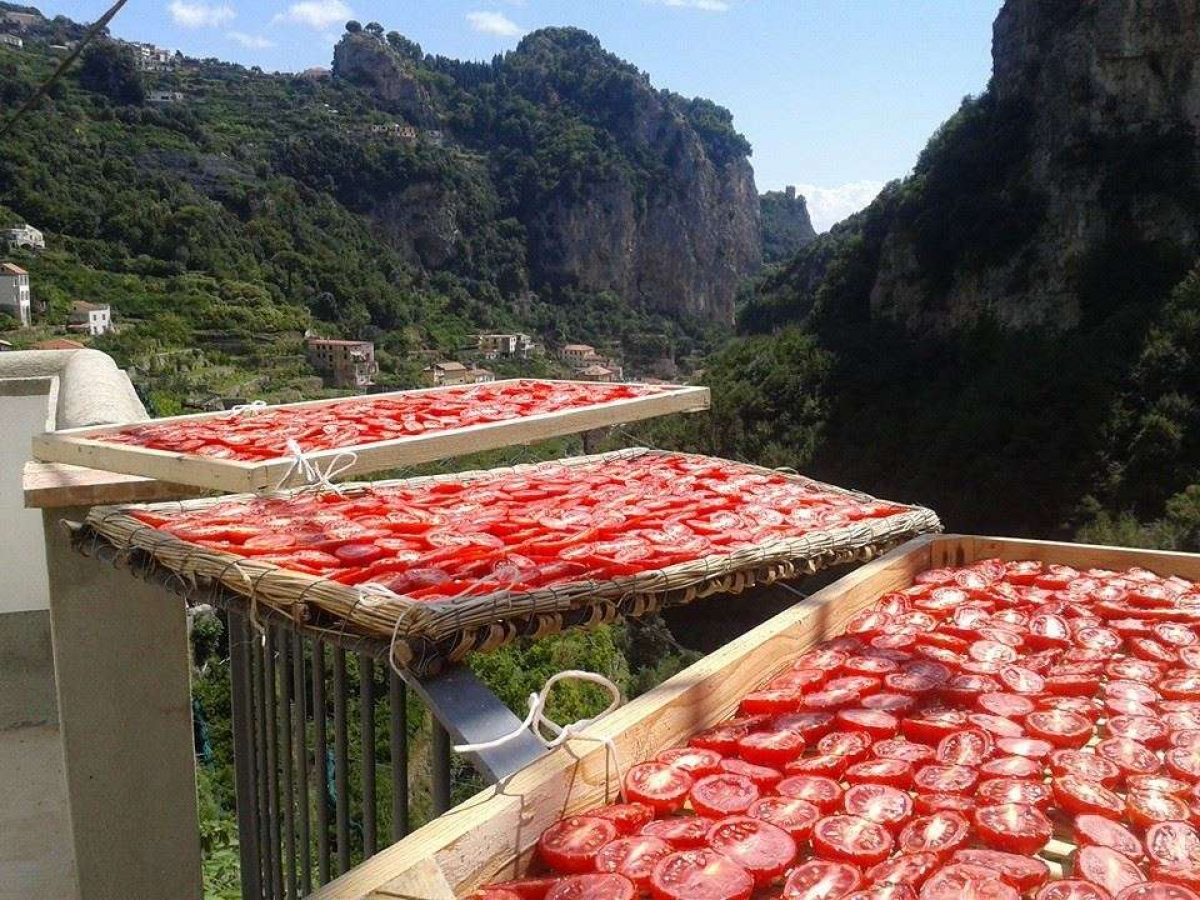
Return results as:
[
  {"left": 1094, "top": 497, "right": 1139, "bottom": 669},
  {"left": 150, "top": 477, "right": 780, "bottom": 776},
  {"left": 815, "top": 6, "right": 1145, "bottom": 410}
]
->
[{"left": 0, "top": 379, "right": 53, "bottom": 613}]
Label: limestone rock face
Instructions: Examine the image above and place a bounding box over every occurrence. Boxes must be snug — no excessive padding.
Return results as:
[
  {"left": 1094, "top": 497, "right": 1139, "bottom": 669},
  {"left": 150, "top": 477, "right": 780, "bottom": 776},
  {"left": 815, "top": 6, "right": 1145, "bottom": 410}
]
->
[
  {"left": 863, "top": 0, "right": 1200, "bottom": 334},
  {"left": 332, "top": 33, "right": 435, "bottom": 125}
]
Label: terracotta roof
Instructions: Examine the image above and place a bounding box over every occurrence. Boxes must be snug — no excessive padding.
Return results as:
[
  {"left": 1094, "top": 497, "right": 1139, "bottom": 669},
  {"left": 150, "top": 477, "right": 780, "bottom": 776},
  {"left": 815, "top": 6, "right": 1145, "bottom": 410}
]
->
[
  {"left": 0, "top": 263, "right": 27, "bottom": 275},
  {"left": 33, "top": 338, "right": 86, "bottom": 350},
  {"left": 429, "top": 361, "right": 466, "bottom": 371},
  {"left": 71, "top": 300, "right": 109, "bottom": 312}
]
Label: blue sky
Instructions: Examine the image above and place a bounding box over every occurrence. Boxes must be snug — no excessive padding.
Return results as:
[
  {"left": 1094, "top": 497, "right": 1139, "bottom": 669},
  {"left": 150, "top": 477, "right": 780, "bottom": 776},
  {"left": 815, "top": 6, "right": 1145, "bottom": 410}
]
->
[{"left": 41, "top": 1, "right": 1001, "bottom": 230}]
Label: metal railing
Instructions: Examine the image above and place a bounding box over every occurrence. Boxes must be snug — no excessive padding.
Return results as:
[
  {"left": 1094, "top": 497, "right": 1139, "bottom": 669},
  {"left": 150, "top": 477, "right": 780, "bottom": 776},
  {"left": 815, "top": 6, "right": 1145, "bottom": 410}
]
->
[{"left": 226, "top": 611, "right": 455, "bottom": 899}]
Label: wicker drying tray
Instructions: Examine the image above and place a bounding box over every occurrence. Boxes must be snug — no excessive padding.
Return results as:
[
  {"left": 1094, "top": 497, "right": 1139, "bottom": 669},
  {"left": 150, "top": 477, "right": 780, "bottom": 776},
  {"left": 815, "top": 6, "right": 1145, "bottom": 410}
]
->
[{"left": 78, "top": 448, "right": 941, "bottom": 675}]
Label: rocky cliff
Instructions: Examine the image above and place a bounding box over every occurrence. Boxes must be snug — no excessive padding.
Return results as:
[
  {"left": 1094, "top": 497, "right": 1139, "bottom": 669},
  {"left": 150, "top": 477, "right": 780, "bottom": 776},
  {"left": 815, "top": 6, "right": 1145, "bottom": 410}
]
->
[
  {"left": 760, "top": 188, "right": 817, "bottom": 264},
  {"left": 331, "top": 27, "right": 762, "bottom": 324},
  {"left": 763, "top": 0, "right": 1200, "bottom": 336}
]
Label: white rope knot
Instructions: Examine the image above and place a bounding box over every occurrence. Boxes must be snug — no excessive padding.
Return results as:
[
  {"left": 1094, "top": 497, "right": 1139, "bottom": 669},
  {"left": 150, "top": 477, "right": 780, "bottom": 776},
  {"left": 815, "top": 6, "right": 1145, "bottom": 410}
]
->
[
  {"left": 273, "top": 438, "right": 358, "bottom": 494},
  {"left": 452, "top": 670, "right": 627, "bottom": 800},
  {"left": 227, "top": 399, "right": 268, "bottom": 417},
  {"left": 357, "top": 583, "right": 401, "bottom": 609}
]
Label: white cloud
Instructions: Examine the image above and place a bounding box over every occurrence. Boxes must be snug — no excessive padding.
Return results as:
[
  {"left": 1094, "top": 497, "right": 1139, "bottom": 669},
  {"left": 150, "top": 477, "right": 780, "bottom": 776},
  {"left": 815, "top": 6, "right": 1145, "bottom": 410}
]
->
[
  {"left": 466, "top": 10, "right": 523, "bottom": 37},
  {"left": 652, "top": 0, "right": 731, "bottom": 11},
  {"left": 169, "top": 1, "right": 235, "bottom": 28},
  {"left": 273, "top": 0, "right": 353, "bottom": 30},
  {"left": 793, "top": 181, "right": 886, "bottom": 233},
  {"left": 227, "top": 30, "right": 274, "bottom": 48}
]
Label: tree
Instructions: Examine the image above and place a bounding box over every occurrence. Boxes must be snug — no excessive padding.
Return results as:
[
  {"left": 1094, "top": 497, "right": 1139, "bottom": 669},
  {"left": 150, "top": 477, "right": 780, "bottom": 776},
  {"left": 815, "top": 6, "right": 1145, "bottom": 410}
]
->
[
  {"left": 364, "top": 21, "right": 385, "bottom": 39},
  {"left": 386, "top": 31, "right": 422, "bottom": 60},
  {"left": 78, "top": 41, "right": 145, "bottom": 106},
  {"left": 344, "top": 20, "right": 362, "bottom": 33}
]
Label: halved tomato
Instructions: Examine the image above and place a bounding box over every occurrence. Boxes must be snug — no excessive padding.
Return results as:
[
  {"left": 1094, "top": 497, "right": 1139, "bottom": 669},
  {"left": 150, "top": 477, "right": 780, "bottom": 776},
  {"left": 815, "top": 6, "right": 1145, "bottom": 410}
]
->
[
  {"left": 953, "top": 848, "right": 1051, "bottom": 892},
  {"left": 974, "top": 802, "right": 1052, "bottom": 855},
  {"left": 623, "top": 763, "right": 692, "bottom": 814},
  {"left": 919, "top": 863, "right": 1019, "bottom": 900},
  {"left": 639, "top": 816, "right": 714, "bottom": 848},
  {"left": 782, "top": 860, "right": 863, "bottom": 900},
  {"left": 1075, "top": 814, "right": 1145, "bottom": 860},
  {"left": 705, "top": 816, "right": 797, "bottom": 885},
  {"left": 539, "top": 817, "right": 619, "bottom": 873},
  {"left": 843, "top": 783, "right": 913, "bottom": 832},
  {"left": 777, "top": 775, "right": 844, "bottom": 813},
  {"left": 896, "top": 811, "right": 971, "bottom": 857},
  {"left": 747, "top": 796, "right": 820, "bottom": 841},
  {"left": 812, "top": 815, "right": 893, "bottom": 866},
  {"left": 593, "top": 837, "right": 672, "bottom": 891},
  {"left": 649, "top": 848, "right": 753, "bottom": 900},
  {"left": 1074, "top": 846, "right": 1147, "bottom": 898},
  {"left": 688, "top": 773, "right": 758, "bottom": 819}
]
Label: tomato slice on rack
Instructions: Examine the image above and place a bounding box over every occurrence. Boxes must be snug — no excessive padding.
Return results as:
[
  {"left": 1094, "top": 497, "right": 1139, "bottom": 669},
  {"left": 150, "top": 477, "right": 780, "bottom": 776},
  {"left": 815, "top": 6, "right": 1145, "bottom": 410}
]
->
[
  {"left": 1127, "top": 791, "right": 1192, "bottom": 829},
  {"left": 623, "top": 763, "right": 692, "bottom": 815},
  {"left": 736, "top": 728, "right": 806, "bottom": 767},
  {"left": 778, "top": 775, "right": 844, "bottom": 813},
  {"left": 935, "top": 729, "right": 992, "bottom": 766},
  {"left": 913, "top": 765, "right": 978, "bottom": 795},
  {"left": 655, "top": 748, "right": 722, "bottom": 779},
  {"left": 588, "top": 803, "right": 653, "bottom": 837},
  {"left": 782, "top": 860, "right": 863, "bottom": 900},
  {"left": 719, "top": 757, "right": 781, "bottom": 789},
  {"left": 539, "top": 817, "right": 619, "bottom": 873},
  {"left": 545, "top": 874, "right": 637, "bottom": 900},
  {"left": 977, "top": 777, "right": 1053, "bottom": 809},
  {"left": 688, "top": 773, "right": 759, "bottom": 818},
  {"left": 974, "top": 802, "right": 1053, "bottom": 855},
  {"left": 593, "top": 837, "right": 671, "bottom": 891},
  {"left": 1034, "top": 880, "right": 1116, "bottom": 900},
  {"left": 639, "top": 816, "right": 714, "bottom": 849},
  {"left": 1075, "top": 846, "right": 1147, "bottom": 898},
  {"left": 705, "top": 815, "right": 797, "bottom": 885},
  {"left": 1115, "top": 884, "right": 1200, "bottom": 900},
  {"left": 919, "top": 863, "right": 1019, "bottom": 900},
  {"left": 866, "top": 851, "right": 940, "bottom": 888},
  {"left": 648, "top": 847, "right": 753, "bottom": 900},
  {"left": 1054, "top": 774, "right": 1127, "bottom": 819},
  {"left": 844, "top": 758, "right": 914, "bottom": 789},
  {"left": 747, "top": 795, "right": 820, "bottom": 840},
  {"left": 1074, "top": 814, "right": 1145, "bottom": 861},
  {"left": 953, "top": 848, "right": 1051, "bottom": 893},
  {"left": 895, "top": 811, "right": 971, "bottom": 857},
  {"left": 811, "top": 814, "right": 893, "bottom": 866},
  {"left": 1027, "top": 709, "right": 1094, "bottom": 748},
  {"left": 842, "top": 783, "right": 913, "bottom": 832}
]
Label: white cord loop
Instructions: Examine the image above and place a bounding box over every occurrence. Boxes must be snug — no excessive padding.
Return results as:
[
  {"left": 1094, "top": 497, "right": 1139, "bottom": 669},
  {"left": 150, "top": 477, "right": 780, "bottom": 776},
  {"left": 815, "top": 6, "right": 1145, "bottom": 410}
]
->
[
  {"left": 227, "top": 399, "right": 268, "bottom": 417},
  {"left": 452, "top": 670, "right": 627, "bottom": 799},
  {"left": 273, "top": 438, "right": 358, "bottom": 493}
]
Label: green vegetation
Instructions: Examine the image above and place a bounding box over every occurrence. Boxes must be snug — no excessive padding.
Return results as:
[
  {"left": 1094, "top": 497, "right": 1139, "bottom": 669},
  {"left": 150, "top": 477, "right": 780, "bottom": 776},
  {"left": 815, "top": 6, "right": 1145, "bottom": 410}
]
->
[{"left": 760, "top": 189, "right": 816, "bottom": 265}]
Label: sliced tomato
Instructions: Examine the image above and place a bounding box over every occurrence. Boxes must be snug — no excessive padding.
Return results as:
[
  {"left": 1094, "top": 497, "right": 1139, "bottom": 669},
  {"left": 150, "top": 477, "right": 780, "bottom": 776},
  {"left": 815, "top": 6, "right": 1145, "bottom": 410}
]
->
[
  {"left": 919, "top": 862, "right": 1019, "bottom": 900},
  {"left": 977, "top": 777, "right": 1053, "bottom": 809},
  {"left": 623, "top": 763, "right": 691, "bottom": 815},
  {"left": 1054, "top": 774, "right": 1126, "bottom": 819},
  {"left": 648, "top": 847, "right": 753, "bottom": 900},
  {"left": 1027, "top": 709, "right": 1094, "bottom": 748},
  {"left": 974, "top": 802, "right": 1052, "bottom": 855},
  {"left": 1035, "top": 881, "right": 1115, "bottom": 900},
  {"left": 539, "top": 817, "right": 618, "bottom": 874},
  {"left": 843, "top": 783, "right": 912, "bottom": 832},
  {"left": 545, "top": 873, "right": 635, "bottom": 900},
  {"left": 867, "top": 851, "right": 940, "bottom": 888},
  {"left": 952, "top": 848, "right": 1050, "bottom": 892},
  {"left": 1076, "top": 814, "right": 1146, "bottom": 860},
  {"left": 778, "top": 775, "right": 844, "bottom": 813},
  {"left": 1127, "top": 791, "right": 1192, "bottom": 829},
  {"left": 588, "top": 803, "right": 653, "bottom": 836},
  {"left": 845, "top": 758, "right": 914, "bottom": 788},
  {"left": 639, "top": 816, "right": 714, "bottom": 849},
  {"left": 896, "top": 811, "right": 971, "bottom": 857},
  {"left": 874, "top": 739, "right": 936, "bottom": 765},
  {"left": 936, "top": 729, "right": 992, "bottom": 767},
  {"left": 812, "top": 814, "right": 893, "bottom": 866},
  {"left": 782, "top": 860, "right": 864, "bottom": 900},
  {"left": 655, "top": 748, "right": 722, "bottom": 779},
  {"left": 1074, "top": 846, "right": 1147, "bottom": 898},
  {"left": 706, "top": 815, "right": 797, "bottom": 885},
  {"left": 1051, "top": 750, "right": 1122, "bottom": 786},
  {"left": 1115, "top": 884, "right": 1200, "bottom": 900},
  {"left": 913, "top": 793, "right": 976, "bottom": 816},
  {"left": 913, "top": 765, "right": 978, "bottom": 795},
  {"left": 593, "top": 837, "right": 670, "bottom": 891},
  {"left": 688, "top": 773, "right": 758, "bottom": 819},
  {"left": 747, "top": 796, "right": 820, "bottom": 841}
]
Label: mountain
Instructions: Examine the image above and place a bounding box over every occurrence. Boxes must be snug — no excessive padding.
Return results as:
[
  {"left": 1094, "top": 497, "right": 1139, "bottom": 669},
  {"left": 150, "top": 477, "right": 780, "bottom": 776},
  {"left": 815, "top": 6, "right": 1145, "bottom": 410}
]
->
[
  {"left": 760, "top": 187, "right": 816, "bottom": 264},
  {"left": 678, "top": 0, "right": 1200, "bottom": 545},
  {"left": 0, "top": 11, "right": 764, "bottom": 408},
  {"left": 331, "top": 26, "right": 762, "bottom": 323}
]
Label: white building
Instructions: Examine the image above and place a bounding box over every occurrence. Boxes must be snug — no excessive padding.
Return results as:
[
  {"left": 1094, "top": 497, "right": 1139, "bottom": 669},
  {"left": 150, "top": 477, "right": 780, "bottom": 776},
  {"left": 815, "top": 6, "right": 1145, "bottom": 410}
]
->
[
  {"left": 3, "top": 224, "right": 43, "bottom": 250},
  {"left": 68, "top": 301, "right": 112, "bottom": 337},
  {"left": 131, "top": 42, "right": 173, "bottom": 71},
  {"left": 477, "top": 333, "right": 535, "bottom": 360},
  {"left": 0, "top": 263, "right": 30, "bottom": 326},
  {"left": 0, "top": 34, "right": 23, "bottom": 49},
  {"left": 147, "top": 90, "right": 184, "bottom": 104}
]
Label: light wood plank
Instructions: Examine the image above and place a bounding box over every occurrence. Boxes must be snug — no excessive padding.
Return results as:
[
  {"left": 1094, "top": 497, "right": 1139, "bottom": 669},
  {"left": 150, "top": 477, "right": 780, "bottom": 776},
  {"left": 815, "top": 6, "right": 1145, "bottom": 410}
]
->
[
  {"left": 311, "top": 536, "right": 939, "bottom": 899},
  {"left": 369, "top": 858, "right": 456, "bottom": 899},
  {"left": 31, "top": 381, "right": 710, "bottom": 494},
  {"left": 22, "top": 461, "right": 200, "bottom": 509}
]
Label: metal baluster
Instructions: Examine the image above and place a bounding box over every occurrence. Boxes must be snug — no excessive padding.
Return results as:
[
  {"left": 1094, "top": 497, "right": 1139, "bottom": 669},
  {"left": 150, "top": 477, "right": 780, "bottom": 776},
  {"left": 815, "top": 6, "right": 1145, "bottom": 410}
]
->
[
  {"left": 389, "top": 670, "right": 409, "bottom": 841},
  {"left": 312, "top": 640, "right": 330, "bottom": 885},
  {"left": 264, "top": 630, "right": 282, "bottom": 900},
  {"left": 292, "top": 633, "right": 311, "bottom": 896},
  {"left": 359, "top": 653, "right": 376, "bottom": 858},
  {"left": 332, "top": 647, "right": 351, "bottom": 874},
  {"left": 279, "top": 634, "right": 296, "bottom": 898},
  {"left": 431, "top": 720, "right": 452, "bottom": 815},
  {"left": 253, "top": 630, "right": 271, "bottom": 899},
  {"left": 229, "top": 611, "right": 261, "bottom": 900}
]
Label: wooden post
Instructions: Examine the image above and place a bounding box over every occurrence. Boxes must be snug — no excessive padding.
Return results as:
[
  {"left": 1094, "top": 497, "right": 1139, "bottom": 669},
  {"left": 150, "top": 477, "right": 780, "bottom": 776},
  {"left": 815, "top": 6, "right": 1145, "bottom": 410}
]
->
[{"left": 41, "top": 504, "right": 203, "bottom": 900}]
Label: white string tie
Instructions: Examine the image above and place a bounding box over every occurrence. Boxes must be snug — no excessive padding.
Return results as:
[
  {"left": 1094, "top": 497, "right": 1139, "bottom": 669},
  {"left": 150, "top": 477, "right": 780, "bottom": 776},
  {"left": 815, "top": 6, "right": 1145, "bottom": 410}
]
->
[
  {"left": 227, "top": 399, "right": 268, "bottom": 417},
  {"left": 273, "top": 438, "right": 358, "bottom": 493},
  {"left": 356, "top": 583, "right": 401, "bottom": 608},
  {"left": 453, "top": 670, "right": 627, "bottom": 801}
]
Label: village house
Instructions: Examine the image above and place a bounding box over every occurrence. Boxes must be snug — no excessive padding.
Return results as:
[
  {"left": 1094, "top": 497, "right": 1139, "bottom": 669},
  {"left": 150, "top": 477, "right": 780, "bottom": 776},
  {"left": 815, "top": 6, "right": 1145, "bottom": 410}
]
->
[
  {"left": 0, "top": 33, "right": 23, "bottom": 49},
  {"left": 0, "top": 262, "right": 31, "bottom": 326},
  {"left": 476, "top": 332, "right": 536, "bottom": 360},
  {"left": 421, "top": 360, "right": 469, "bottom": 387},
  {"left": 130, "top": 42, "right": 173, "bottom": 71},
  {"left": 559, "top": 343, "right": 598, "bottom": 367},
  {"left": 68, "top": 301, "right": 112, "bottom": 337},
  {"left": 305, "top": 337, "right": 377, "bottom": 389},
  {"left": 147, "top": 90, "right": 184, "bottom": 104},
  {"left": 3, "top": 224, "right": 43, "bottom": 250},
  {"left": 369, "top": 122, "right": 418, "bottom": 141},
  {"left": 579, "top": 364, "right": 618, "bottom": 383},
  {"left": 469, "top": 366, "right": 495, "bottom": 384}
]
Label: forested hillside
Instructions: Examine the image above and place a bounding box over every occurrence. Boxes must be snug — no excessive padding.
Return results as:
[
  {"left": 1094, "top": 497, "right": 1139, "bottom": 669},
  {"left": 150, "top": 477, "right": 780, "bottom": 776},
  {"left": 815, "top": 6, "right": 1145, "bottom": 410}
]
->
[
  {"left": 0, "top": 9, "right": 769, "bottom": 409},
  {"left": 663, "top": 0, "right": 1200, "bottom": 550}
]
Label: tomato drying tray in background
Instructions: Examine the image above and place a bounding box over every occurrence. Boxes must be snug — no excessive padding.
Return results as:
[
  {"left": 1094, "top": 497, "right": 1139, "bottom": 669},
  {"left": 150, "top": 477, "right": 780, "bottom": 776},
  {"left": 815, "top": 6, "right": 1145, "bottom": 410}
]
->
[
  {"left": 97, "top": 379, "right": 672, "bottom": 461},
  {"left": 480, "top": 558, "right": 1200, "bottom": 900}
]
